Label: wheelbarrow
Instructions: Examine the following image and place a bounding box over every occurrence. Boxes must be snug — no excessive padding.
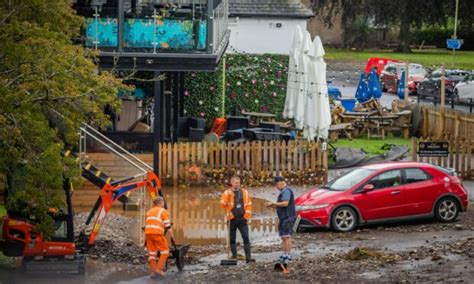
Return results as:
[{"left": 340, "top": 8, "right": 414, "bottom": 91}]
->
[{"left": 167, "top": 241, "right": 191, "bottom": 271}]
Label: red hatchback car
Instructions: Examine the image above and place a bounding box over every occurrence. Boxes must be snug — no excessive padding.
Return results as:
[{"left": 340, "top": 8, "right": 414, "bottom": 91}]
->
[{"left": 296, "top": 162, "right": 468, "bottom": 232}]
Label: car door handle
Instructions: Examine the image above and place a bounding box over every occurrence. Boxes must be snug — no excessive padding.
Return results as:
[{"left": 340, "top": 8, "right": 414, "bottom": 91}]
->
[{"left": 391, "top": 190, "right": 401, "bottom": 195}]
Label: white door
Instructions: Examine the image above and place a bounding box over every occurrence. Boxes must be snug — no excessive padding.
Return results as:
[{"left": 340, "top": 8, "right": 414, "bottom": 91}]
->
[{"left": 456, "top": 74, "right": 474, "bottom": 100}]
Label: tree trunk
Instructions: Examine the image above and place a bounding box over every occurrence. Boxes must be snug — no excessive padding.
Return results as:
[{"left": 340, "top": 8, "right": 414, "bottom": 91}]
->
[{"left": 395, "top": 1, "right": 412, "bottom": 53}]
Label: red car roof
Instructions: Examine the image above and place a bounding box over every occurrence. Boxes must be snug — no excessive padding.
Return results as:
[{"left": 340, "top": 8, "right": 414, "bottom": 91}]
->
[{"left": 361, "top": 161, "right": 434, "bottom": 171}]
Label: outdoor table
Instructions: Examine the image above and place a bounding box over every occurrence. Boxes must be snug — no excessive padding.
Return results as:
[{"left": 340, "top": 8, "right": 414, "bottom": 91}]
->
[
  {"left": 241, "top": 111, "right": 276, "bottom": 124},
  {"left": 344, "top": 110, "right": 378, "bottom": 117}
]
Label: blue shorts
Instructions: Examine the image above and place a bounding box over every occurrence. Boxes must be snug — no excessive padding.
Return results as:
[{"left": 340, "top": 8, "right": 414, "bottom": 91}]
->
[{"left": 278, "top": 218, "right": 294, "bottom": 237}]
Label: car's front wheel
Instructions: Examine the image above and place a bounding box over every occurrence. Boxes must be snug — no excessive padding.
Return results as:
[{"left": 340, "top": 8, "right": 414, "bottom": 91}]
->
[
  {"left": 331, "top": 206, "right": 357, "bottom": 232},
  {"left": 434, "top": 197, "right": 460, "bottom": 223},
  {"left": 453, "top": 89, "right": 460, "bottom": 103}
]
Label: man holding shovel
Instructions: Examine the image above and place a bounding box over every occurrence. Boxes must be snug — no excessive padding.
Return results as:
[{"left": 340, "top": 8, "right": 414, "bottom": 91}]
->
[{"left": 220, "top": 175, "right": 254, "bottom": 263}]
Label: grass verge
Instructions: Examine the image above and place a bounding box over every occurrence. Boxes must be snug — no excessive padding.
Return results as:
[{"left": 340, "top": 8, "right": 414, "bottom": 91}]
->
[
  {"left": 331, "top": 136, "right": 412, "bottom": 155},
  {"left": 326, "top": 48, "right": 474, "bottom": 70}
]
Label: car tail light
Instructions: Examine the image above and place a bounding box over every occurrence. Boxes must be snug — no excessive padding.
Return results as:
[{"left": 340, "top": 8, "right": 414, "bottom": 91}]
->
[{"left": 450, "top": 176, "right": 462, "bottom": 184}]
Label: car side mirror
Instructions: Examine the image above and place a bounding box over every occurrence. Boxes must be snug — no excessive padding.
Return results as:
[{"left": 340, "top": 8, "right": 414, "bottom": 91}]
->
[{"left": 362, "top": 184, "right": 374, "bottom": 192}]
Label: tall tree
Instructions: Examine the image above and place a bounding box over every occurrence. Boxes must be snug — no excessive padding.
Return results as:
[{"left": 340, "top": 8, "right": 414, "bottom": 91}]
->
[
  {"left": 311, "top": 0, "right": 453, "bottom": 52},
  {"left": 0, "top": 1, "right": 127, "bottom": 236}
]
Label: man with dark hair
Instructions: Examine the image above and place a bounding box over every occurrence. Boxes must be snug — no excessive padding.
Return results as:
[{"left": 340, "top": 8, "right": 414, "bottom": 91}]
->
[
  {"left": 266, "top": 176, "right": 296, "bottom": 273},
  {"left": 220, "top": 175, "right": 254, "bottom": 263}
]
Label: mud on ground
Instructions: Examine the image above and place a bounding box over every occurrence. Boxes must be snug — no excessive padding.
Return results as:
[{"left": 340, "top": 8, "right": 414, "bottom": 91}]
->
[
  {"left": 178, "top": 207, "right": 474, "bottom": 283},
  {"left": 73, "top": 206, "right": 474, "bottom": 283}
]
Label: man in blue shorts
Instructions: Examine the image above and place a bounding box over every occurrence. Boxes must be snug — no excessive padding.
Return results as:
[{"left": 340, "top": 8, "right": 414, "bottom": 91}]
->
[{"left": 266, "top": 176, "right": 296, "bottom": 271}]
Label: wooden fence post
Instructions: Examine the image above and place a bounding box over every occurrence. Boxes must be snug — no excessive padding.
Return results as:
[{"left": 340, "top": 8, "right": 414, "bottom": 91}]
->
[
  {"left": 173, "top": 143, "right": 178, "bottom": 183},
  {"left": 411, "top": 137, "right": 417, "bottom": 161},
  {"left": 322, "top": 143, "right": 328, "bottom": 183}
]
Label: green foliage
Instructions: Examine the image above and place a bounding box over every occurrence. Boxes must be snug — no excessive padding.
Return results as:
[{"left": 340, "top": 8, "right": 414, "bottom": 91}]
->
[
  {"left": 0, "top": 1, "right": 126, "bottom": 238},
  {"left": 311, "top": 0, "right": 474, "bottom": 52},
  {"left": 184, "top": 54, "right": 289, "bottom": 124},
  {"left": 342, "top": 16, "right": 371, "bottom": 50}
]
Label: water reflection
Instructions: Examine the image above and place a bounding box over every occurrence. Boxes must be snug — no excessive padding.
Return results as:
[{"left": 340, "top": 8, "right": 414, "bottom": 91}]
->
[
  {"left": 75, "top": 186, "right": 279, "bottom": 246},
  {"left": 164, "top": 186, "right": 278, "bottom": 245}
]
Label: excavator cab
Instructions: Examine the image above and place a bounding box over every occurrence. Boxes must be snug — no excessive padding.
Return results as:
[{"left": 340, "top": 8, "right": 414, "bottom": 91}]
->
[{"left": 0, "top": 179, "right": 75, "bottom": 257}]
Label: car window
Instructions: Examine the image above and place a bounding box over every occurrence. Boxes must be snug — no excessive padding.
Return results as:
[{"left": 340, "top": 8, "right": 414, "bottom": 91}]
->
[
  {"left": 462, "top": 74, "right": 473, "bottom": 82},
  {"left": 410, "top": 67, "right": 426, "bottom": 75},
  {"left": 404, "top": 168, "right": 432, "bottom": 184},
  {"left": 367, "top": 170, "right": 402, "bottom": 190},
  {"left": 430, "top": 70, "right": 442, "bottom": 79},
  {"left": 325, "top": 168, "right": 374, "bottom": 191}
]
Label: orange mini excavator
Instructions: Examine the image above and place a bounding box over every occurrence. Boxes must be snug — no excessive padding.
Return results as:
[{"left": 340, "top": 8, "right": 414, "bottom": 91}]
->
[{"left": 0, "top": 171, "right": 161, "bottom": 273}]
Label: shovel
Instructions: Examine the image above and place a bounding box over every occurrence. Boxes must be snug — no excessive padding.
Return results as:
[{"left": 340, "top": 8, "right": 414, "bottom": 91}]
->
[{"left": 220, "top": 220, "right": 237, "bottom": 266}]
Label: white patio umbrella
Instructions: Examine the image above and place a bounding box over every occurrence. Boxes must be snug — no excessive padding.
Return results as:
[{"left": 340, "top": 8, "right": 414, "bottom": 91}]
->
[
  {"left": 283, "top": 25, "right": 303, "bottom": 119},
  {"left": 293, "top": 31, "right": 312, "bottom": 130},
  {"left": 303, "top": 36, "right": 332, "bottom": 140}
]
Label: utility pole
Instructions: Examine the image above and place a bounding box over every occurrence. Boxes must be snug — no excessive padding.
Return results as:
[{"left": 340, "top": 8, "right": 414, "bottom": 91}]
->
[
  {"left": 221, "top": 55, "right": 226, "bottom": 117},
  {"left": 440, "top": 64, "right": 446, "bottom": 108},
  {"left": 452, "top": 0, "right": 460, "bottom": 65},
  {"left": 404, "top": 61, "right": 409, "bottom": 102}
]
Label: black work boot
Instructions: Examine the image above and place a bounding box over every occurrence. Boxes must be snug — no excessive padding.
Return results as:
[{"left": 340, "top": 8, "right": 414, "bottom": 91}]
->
[
  {"left": 230, "top": 244, "right": 238, "bottom": 259},
  {"left": 244, "top": 244, "right": 255, "bottom": 263}
]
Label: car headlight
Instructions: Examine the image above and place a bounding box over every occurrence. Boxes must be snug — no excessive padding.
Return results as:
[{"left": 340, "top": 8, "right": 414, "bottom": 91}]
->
[{"left": 296, "top": 204, "right": 330, "bottom": 211}]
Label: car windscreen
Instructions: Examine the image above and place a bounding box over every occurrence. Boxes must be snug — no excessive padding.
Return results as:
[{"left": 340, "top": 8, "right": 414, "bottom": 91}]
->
[
  {"left": 324, "top": 168, "right": 375, "bottom": 191},
  {"left": 409, "top": 68, "right": 426, "bottom": 75}
]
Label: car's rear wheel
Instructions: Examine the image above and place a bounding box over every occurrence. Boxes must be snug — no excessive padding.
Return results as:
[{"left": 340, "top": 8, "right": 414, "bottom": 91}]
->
[
  {"left": 434, "top": 197, "right": 460, "bottom": 223},
  {"left": 331, "top": 206, "right": 357, "bottom": 232}
]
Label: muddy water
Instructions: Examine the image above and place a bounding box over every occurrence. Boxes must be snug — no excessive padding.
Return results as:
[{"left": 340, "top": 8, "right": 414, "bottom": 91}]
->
[{"left": 76, "top": 186, "right": 280, "bottom": 246}]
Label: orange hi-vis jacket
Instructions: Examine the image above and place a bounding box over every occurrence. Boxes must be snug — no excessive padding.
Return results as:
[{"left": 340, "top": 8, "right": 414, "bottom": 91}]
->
[
  {"left": 145, "top": 206, "right": 171, "bottom": 235},
  {"left": 220, "top": 188, "right": 252, "bottom": 221}
]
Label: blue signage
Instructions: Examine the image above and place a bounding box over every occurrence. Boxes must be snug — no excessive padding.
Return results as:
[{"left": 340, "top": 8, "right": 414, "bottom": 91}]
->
[{"left": 447, "top": 39, "right": 462, "bottom": 49}]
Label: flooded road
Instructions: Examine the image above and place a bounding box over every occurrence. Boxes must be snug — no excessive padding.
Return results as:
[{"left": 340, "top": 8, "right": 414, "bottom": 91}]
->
[{"left": 76, "top": 185, "right": 281, "bottom": 246}]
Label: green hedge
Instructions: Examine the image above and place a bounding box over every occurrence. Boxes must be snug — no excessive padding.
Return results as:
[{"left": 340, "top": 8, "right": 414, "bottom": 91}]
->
[
  {"left": 413, "top": 28, "right": 474, "bottom": 50},
  {"left": 184, "top": 54, "right": 289, "bottom": 125}
]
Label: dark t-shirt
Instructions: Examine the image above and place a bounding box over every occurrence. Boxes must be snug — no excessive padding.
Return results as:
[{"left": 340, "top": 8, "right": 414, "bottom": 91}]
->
[
  {"left": 231, "top": 189, "right": 244, "bottom": 219},
  {"left": 276, "top": 187, "right": 296, "bottom": 220}
]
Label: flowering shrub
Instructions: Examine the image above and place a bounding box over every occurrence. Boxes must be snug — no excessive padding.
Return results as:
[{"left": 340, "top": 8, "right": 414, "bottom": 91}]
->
[{"left": 184, "top": 54, "right": 289, "bottom": 125}]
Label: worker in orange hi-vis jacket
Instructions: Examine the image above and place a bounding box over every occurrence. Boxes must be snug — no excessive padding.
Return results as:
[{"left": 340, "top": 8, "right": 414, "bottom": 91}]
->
[
  {"left": 220, "top": 175, "right": 254, "bottom": 263},
  {"left": 145, "top": 196, "right": 175, "bottom": 278}
]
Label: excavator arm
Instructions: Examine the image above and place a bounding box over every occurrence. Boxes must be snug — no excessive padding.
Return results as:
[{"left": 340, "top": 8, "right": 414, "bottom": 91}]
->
[{"left": 79, "top": 171, "right": 161, "bottom": 249}]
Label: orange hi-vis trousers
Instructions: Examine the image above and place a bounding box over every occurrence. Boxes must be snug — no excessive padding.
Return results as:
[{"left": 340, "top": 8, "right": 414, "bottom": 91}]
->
[{"left": 146, "top": 234, "right": 169, "bottom": 274}]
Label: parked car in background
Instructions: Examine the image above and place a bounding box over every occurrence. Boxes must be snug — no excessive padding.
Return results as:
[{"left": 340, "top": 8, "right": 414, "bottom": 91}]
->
[
  {"left": 364, "top": 57, "right": 401, "bottom": 76},
  {"left": 454, "top": 73, "right": 474, "bottom": 102},
  {"left": 418, "top": 69, "right": 471, "bottom": 102},
  {"left": 381, "top": 63, "right": 428, "bottom": 95},
  {"left": 295, "top": 162, "right": 468, "bottom": 232}
]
